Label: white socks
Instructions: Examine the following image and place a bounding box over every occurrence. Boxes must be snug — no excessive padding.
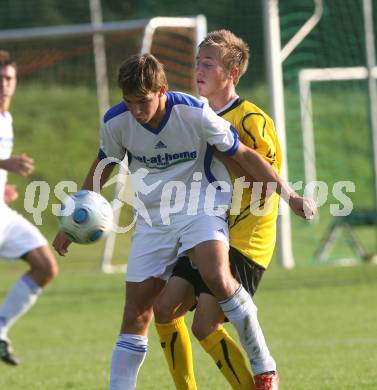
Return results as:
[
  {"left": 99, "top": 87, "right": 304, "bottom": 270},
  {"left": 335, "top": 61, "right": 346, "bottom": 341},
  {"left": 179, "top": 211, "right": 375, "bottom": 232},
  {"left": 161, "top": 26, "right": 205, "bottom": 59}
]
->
[
  {"left": 219, "top": 285, "right": 276, "bottom": 375},
  {"left": 0, "top": 274, "right": 42, "bottom": 340},
  {"left": 109, "top": 333, "right": 148, "bottom": 390}
]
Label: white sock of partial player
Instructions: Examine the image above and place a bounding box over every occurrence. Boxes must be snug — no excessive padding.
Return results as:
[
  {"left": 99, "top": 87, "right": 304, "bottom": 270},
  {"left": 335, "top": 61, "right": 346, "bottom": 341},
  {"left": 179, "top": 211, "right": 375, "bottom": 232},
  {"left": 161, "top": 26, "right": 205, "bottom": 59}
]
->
[
  {"left": 109, "top": 333, "right": 148, "bottom": 390},
  {"left": 218, "top": 285, "right": 276, "bottom": 375},
  {"left": 0, "top": 274, "right": 42, "bottom": 340}
]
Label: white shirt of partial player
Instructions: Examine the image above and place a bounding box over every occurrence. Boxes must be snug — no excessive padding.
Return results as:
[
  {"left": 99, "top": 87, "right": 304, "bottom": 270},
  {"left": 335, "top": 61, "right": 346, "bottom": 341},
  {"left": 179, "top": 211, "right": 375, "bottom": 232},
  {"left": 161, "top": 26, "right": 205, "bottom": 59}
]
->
[{"left": 0, "top": 112, "right": 13, "bottom": 205}]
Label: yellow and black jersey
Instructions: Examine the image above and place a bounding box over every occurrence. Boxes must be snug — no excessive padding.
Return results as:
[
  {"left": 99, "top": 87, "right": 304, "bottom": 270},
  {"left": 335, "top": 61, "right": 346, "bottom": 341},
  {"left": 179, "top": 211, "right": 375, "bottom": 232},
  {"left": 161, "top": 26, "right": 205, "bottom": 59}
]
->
[{"left": 219, "top": 98, "right": 282, "bottom": 269}]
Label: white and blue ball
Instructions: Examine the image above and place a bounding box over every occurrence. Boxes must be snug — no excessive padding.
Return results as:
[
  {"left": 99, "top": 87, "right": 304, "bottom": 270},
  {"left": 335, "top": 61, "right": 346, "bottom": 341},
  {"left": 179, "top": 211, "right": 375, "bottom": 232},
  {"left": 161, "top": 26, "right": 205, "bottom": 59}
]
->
[{"left": 59, "top": 190, "right": 113, "bottom": 244}]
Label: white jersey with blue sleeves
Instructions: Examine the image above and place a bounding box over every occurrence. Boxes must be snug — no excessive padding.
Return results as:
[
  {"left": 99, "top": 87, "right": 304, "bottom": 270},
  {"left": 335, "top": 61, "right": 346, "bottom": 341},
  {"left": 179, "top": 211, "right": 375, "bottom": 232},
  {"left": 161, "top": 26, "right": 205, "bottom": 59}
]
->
[
  {"left": 99, "top": 91, "right": 239, "bottom": 221},
  {"left": 0, "top": 111, "right": 47, "bottom": 258}
]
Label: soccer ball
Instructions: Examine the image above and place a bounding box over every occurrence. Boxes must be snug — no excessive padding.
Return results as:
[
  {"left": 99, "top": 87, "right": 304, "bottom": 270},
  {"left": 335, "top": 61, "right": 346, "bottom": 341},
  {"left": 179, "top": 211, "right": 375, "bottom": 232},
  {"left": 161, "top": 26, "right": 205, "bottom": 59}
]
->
[{"left": 58, "top": 190, "right": 113, "bottom": 244}]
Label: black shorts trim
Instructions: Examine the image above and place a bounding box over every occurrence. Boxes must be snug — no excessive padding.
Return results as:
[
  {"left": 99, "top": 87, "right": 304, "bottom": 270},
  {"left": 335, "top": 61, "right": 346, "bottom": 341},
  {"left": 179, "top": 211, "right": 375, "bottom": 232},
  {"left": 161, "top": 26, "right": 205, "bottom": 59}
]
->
[{"left": 171, "top": 247, "right": 265, "bottom": 298}]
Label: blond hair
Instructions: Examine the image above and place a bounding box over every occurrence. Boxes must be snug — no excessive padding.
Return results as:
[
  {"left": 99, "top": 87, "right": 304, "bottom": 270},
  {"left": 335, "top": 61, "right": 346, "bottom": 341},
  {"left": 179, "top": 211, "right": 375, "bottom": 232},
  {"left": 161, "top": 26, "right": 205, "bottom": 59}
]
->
[
  {"left": 117, "top": 53, "right": 167, "bottom": 96},
  {"left": 199, "top": 30, "right": 249, "bottom": 85}
]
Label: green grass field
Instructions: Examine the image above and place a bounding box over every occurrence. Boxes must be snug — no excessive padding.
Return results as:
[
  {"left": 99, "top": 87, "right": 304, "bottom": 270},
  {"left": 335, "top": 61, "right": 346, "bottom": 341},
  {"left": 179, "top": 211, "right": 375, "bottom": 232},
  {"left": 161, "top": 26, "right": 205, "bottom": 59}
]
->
[
  {"left": 1, "top": 83, "right": 377, "bottom": 388},
  {"left": 1, "top": 248, "right": 377, "bottom": 389}
]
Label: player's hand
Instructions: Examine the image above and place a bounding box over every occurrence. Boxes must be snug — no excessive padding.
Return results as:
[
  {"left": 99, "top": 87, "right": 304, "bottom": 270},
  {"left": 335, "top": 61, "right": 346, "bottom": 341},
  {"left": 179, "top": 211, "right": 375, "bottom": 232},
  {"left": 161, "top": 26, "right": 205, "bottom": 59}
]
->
[
  {"left": 4, "top": 184, "right": 18, "bottom": 203},
  {"left": 289, "top": 193, "right": 317, "bottom": 220},
  {"left": 2, "top": 154, "right": 34, "bottom": 176},
  {"left": 52, "top": 231, "right": 72, "bottom": 256}
]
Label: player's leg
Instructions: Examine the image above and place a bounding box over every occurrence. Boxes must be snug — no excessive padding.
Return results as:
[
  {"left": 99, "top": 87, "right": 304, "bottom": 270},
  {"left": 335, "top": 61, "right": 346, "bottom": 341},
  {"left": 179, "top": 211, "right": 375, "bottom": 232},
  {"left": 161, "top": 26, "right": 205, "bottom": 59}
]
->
[
  {"left": 190, "top": 240, "right": 276, "bottom": 377},
  {"left": 0, "top": 212, "right": 57, "bottom": 366},
  {"left": 192, "top": 293, "right": 254, "bottom": 390},
  {"left": 0, "top": 245, "right": 58, "bottom": 339},
  {"left": 110, "top": 278, "right": 165, "bottom": 390},
  {"left": 24, "top": 245, "right": 59, "bottom": 287},
  {"left": 154, "top": 268, "right": 198, "bottom": 390},
  {"left": 228, "top": 247, "right": 279, "bottom": 388},
  {"left": 109, "top": 221, "right": 180, "bottom": 389}
]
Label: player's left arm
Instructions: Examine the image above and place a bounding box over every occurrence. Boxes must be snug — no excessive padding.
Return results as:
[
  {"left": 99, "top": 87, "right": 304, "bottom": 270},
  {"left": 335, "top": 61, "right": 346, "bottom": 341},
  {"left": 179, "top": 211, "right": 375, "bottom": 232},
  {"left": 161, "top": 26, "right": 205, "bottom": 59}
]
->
[
  {"left": 81, "top": 157, "right": 116, "bottom": 192},
  {"left": 226, "top": 142, "right": 316, "bottom": 219}
]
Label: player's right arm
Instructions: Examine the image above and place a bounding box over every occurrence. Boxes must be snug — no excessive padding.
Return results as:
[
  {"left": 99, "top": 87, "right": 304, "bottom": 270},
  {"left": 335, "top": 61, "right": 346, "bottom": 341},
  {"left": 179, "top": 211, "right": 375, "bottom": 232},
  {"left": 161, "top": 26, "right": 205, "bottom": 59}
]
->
[{"left": 52, "top": 156, "right": 116, "bottom": 256}]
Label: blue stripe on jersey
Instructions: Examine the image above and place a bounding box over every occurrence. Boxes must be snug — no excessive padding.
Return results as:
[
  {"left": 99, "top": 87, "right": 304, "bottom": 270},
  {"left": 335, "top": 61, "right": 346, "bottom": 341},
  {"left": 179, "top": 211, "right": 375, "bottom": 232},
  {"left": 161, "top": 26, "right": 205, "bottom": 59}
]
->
[
  {"left": 204, "top": 145, "right": 223, "bottom": 190},
  {"left": 204, "top": 144, "right": 217, "bottom": 184},
  {"left": 104, "top": 101, "right": 128, "bottom": 123},
  {"left": 97, "top": 148, "right": 119, "bottom": 165},
  {"left": 141, "top": 92, "right": 204, "bottom": 135},
  {"left": 167, "top": 91, "right": 204, "bottom": 109},
  {"left": 223, "top": 126, "right": 240, "bottom": 156}
]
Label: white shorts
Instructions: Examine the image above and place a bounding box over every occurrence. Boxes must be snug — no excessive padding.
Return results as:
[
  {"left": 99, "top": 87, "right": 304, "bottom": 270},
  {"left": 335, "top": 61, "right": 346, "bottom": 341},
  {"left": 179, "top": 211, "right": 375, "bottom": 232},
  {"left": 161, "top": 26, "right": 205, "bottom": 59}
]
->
[
  {"left": 126, "top": 213, "right": 229, "bottom": 282},
  {"left": 0, "top": 205, "right": 47, "bottom": 260}
]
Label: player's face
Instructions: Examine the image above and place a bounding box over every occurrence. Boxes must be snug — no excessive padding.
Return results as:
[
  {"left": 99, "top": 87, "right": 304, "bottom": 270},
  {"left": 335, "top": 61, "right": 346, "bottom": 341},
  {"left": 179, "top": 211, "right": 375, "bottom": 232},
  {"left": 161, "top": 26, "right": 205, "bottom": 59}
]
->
[
  {"left": 0, "top": 65, "right": 17, "bottom": 103},
  {"left": 195, "top": 47, "right": 230, "bottom": 99},
  {"left": 123, "top": 90, "right": 162, "bottom": 126}
]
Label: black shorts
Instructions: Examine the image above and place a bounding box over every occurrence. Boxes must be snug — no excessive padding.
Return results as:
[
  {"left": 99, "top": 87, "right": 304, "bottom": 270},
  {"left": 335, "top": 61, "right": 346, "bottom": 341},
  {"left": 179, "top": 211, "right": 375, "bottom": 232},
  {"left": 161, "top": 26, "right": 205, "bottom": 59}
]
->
[{"left": 171, "top": 246, "right": 265, "bottom": 298}]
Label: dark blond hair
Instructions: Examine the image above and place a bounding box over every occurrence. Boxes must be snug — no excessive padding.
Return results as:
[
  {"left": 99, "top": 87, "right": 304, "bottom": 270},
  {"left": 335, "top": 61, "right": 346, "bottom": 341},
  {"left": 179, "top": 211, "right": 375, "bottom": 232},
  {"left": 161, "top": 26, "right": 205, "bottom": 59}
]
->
[
  {"left": 199, "top": 30, "right": 249, "bottom": 85},
  {"left": 0, "top": 50, "right": 17, "bottom": 70},
  {"left": 117, "top": 53, "right": 167, "bottom": 96}
]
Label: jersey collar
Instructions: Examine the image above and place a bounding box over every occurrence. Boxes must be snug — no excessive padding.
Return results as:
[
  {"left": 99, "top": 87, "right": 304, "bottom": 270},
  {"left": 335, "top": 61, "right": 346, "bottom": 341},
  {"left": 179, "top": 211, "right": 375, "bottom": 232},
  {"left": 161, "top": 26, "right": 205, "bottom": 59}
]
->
[{"left": 216, "top": 96, "right": 243, "bottom": 117}]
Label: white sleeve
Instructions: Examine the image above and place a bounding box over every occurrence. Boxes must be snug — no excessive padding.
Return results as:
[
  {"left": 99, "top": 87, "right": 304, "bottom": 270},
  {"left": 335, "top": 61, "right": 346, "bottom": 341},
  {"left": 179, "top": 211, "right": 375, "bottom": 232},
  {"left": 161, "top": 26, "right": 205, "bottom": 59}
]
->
[
  {"left": 99, "top": 121, "right": 126, "bottom": 161},
  {"left": 201, "top": 104, "right": 239, "bottom": 155}
]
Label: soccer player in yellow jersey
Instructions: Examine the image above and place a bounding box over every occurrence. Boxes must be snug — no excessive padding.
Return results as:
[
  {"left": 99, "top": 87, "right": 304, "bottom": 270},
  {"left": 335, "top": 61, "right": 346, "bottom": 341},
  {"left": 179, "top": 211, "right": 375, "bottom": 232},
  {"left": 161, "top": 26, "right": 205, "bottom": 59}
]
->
[{"left": 154, "top": 30, "right": 282, "bottom": 389}]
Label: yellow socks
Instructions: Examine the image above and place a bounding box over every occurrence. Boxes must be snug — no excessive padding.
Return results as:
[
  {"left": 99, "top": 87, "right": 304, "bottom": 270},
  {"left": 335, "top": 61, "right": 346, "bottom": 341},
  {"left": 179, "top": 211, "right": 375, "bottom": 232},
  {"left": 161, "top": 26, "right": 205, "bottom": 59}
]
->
[
  {"left": 155, "top": 316, "right": 197, "bottom": 390},
  {"left": 200, "top": 326, "right": 255, "bottom": 390},
  {"left": 156, "top": 318, "right": 254, "bottom": 389}
]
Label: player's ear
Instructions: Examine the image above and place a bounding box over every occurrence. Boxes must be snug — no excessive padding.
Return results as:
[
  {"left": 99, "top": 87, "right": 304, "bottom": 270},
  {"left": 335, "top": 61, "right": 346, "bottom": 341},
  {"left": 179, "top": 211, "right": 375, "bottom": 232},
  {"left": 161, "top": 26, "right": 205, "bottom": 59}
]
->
[{"left": 230, "top": 67, "right": 240, "bottom": 83}]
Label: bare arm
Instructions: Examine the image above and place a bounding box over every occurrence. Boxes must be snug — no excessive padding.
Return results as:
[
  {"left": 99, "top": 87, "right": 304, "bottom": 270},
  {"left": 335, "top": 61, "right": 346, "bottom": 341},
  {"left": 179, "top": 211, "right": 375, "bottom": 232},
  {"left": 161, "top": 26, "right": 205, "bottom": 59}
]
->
[
  {"left": 225, "top": 142, "right": 316, "bottom": 219},
  {"left": 214, "top": 149, "right": 254, "bottom": 182},
  {"left": 0, "top": 154, "right": 34, "bottom": 176},
  {"left": 214, "top": 149, "right": 271, "bottom": 199},
  {"left": 52, "top": 157, "right": 116, "bottom": 256},
  {"left": 81, "top": 157, "right": 116, "bottom": 191},
  {"left": 230, "top": 143, "right": 291, "bottom": 196}
]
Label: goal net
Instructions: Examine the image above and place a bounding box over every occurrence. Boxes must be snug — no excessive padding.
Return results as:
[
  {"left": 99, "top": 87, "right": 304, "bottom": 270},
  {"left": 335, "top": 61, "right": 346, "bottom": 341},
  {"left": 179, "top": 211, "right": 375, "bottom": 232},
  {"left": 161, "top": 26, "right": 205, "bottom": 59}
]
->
[
  {"left": 278, "top": 0, "right": 377, "bottom": 265},
  {"left": 0, "top": 15, "right": 207, "bottom": 273}
]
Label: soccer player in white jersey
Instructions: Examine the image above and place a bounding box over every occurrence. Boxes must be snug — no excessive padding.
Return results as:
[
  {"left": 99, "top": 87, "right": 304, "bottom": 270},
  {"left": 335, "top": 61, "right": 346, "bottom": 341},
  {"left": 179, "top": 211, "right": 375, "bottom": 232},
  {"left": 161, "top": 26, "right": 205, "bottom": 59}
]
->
[
  {"left": 52, "top": 53, "right": 315, "bottom": 389},
  {"left": 0, "top": 50, "right": 59, "bottom": 365}
]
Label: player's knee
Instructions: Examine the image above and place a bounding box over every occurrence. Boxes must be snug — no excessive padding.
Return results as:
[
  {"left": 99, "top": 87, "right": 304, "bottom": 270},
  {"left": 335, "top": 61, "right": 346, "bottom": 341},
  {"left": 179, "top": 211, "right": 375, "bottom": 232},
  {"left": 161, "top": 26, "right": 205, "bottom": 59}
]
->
[
  {"left": 28, "top": 252, "right": 59, "bottom": 284},
  {"left": 200, "top": 269, "right": 229, "bottom": 296},
  {"left": 191, "top": 320, "right": 221, "bottom": 341},
  {"left": 40, "top": 254, "right": 59, "bottom": 282}
]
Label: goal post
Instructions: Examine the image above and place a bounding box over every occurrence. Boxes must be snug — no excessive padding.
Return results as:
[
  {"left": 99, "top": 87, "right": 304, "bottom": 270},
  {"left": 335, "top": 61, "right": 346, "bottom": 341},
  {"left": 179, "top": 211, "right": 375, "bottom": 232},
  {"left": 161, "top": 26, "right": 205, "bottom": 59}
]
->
[{"left": 263, "top": 0, "right": 323, "bottom": 268}]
